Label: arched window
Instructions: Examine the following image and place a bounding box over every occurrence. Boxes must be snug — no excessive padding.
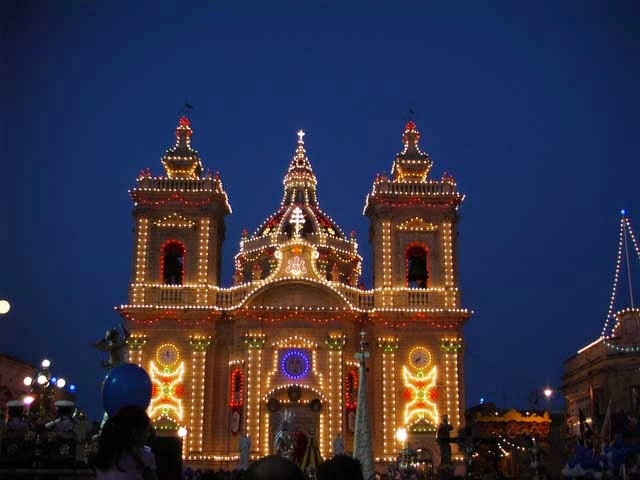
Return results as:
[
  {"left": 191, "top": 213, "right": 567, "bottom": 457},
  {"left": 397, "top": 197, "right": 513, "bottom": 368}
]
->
[
  {"left": 161, "top": 240, "right": 185, "bottom": 285},
  {"left": 229, "top": 368, "right": 244, "bottom": 408},
  {"left": 406, "top": 243, "right": 429, "bottom": 288}
]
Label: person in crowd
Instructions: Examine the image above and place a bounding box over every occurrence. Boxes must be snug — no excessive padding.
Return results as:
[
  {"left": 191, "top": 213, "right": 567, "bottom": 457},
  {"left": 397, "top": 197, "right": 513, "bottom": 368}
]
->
[
  {"left": 243, "top": 455, "right": 304, "bottom": 480},
  {"left": 317, "top": 455, "right": 363, "bottom": 480},
  {"left": 92, "top": 406, "right": 157, "bottom": 480}
]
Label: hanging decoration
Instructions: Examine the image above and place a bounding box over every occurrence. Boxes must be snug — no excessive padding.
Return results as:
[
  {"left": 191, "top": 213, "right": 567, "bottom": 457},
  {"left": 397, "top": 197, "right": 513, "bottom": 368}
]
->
[{"left": 600, "top": 212, "right": 640, "bottom": 352}]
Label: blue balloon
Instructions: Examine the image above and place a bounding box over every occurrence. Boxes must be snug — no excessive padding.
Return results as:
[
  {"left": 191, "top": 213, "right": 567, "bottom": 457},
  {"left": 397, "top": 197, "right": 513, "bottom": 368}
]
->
[{"left": 102, "top": 363, "right": 152, "bottom": 417}]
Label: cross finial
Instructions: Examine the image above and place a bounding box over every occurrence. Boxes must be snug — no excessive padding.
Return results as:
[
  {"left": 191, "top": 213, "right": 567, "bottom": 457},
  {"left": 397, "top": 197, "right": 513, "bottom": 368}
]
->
[
  {"left": 297, "top": 129, "right": 305, "bottom": 143},
  {"left": 290, "top": 206, "right": 305, "bottom": 236}
]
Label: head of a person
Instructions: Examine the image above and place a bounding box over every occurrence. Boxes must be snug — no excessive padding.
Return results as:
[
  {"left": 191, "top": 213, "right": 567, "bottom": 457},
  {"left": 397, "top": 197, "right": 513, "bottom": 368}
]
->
[
  {"left": 317, "top": 455, "right": 363, "bottom": 480},
  {"left": 244, "top": 455, "right": 305, "bottom": 480},
  {"left": 92, "top": 405, "right": 152, "bottom": 470}
]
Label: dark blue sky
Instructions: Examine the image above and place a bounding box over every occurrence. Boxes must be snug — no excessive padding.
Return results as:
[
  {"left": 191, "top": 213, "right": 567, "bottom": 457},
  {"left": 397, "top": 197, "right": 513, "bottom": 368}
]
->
[{"left": 3, "top": 1, "right": 639, "bottom": 419}]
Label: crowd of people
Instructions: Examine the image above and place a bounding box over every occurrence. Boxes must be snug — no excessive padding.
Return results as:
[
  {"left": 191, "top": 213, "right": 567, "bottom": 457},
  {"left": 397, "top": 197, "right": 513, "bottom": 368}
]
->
[{"left": 89, "top": 405, "right": 374, "bottom": 480}]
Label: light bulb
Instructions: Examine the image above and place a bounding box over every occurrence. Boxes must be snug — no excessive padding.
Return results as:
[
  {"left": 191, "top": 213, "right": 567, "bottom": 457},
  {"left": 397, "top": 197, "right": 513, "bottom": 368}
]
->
[
  {"left": 23, "top": 395, "right": 35, "bottom": 405},
  {"left": 396, "top": 428, "right": 408, "bottom": 443},
  {"left": 56, "top": 378, "right": 66, "bottom": 388},
  {"left": 543, "top": 387, "right": 553, "bottom": 398},
  {"left": 37, "top": 375, "right": 47, "bottom": 385},
  {"left": 178, "top": 426, "right": 188, "bottom": 438},
  {"left": 23, "top": 376, "right": 33, "bottom": 386},
  {"left": 41, "top": 359, "right": 51, "bottom": 368}
]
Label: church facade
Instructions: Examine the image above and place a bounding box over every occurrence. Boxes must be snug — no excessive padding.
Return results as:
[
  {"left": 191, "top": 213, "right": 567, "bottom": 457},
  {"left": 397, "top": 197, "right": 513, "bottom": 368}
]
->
[{"left": 117, "top": 117, "right": 471, "bottom": 465}]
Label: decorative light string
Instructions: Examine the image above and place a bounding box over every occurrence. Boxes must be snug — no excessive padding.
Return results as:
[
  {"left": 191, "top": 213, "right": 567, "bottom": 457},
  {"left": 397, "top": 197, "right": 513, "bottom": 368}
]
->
[{"left": 600, "top": 214, "right": 640, "bottom": 352}]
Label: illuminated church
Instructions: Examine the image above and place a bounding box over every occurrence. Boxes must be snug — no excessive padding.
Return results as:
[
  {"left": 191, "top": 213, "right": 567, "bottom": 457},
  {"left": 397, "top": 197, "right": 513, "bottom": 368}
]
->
[{"left": 117, "top": 116, "right": 471, "bottom": 466}]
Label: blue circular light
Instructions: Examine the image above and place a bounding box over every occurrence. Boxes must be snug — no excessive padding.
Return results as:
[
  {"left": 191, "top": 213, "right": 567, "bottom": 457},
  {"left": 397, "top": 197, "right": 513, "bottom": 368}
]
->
[
  {"left": 280, "top": 350, "right": 310, "bottom": 380},
  {"left": 480, "top": 397, "right": 485, "bottom": 404},
  {"left": 69, "top": 384, "right": 76, "bottom": 392},
  {"left": 621, "top": 209, "right": 627, "bottom": 216},
  {"left": 51, "top": 377, "right": 57, "bottom": 383}
]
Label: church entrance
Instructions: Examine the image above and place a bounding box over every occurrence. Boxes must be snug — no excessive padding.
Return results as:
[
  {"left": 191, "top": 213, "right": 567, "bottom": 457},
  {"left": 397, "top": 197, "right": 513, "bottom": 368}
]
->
[{"left": 266, "top": 396, "right": 322, "bottom": 462}]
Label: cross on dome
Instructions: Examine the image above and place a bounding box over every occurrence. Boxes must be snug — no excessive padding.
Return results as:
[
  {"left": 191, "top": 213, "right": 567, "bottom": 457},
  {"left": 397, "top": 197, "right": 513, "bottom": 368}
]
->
[
  {"left": 290, "top": 206, "right": 305, "bottom": 236},
  {"left": 297, "top": 129, "right": 305, "bottom": 143}
]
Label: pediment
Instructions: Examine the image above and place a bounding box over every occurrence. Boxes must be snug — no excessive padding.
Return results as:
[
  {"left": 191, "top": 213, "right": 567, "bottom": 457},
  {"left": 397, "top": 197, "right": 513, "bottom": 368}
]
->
[
  {"left": 245, "top": 280, "right": 347, "bottom": 309},
  {"left": 153, "top": 212, "right": 196, "bottom": 228},
  {"left": 396, "top": 217, "right": 437, "bottom": 232}
]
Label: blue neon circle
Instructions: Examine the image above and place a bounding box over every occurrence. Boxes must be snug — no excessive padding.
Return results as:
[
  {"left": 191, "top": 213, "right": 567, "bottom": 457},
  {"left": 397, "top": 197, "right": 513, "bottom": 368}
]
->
[{"left": 280, "top": 350, "right": 310, "bottom": 380}]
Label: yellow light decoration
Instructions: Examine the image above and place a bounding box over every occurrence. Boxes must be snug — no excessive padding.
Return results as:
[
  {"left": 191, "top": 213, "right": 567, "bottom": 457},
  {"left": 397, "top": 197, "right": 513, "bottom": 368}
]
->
[
  {"left": 148, "top": 361, "right": 185, "bottom": 421},
  {"left": 396, "top": 217, "right": 438, "bottom": 232},
  {"left": 402, "top": 366, "right": 438, "bottom": 426},
  {"left": 154, "top": 212, "right": 196, "bottom": 228}
]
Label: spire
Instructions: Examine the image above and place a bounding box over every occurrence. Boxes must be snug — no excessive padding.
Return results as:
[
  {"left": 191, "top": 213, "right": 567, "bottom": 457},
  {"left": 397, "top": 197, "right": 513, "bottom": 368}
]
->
[
  {"left": 391, "top": 120, "right": 433, "bottom": 182},
  {"left": 353, "top": 330, "right": 375, "bottom": 480},
  {"left": 282, "top": 129, "right": 318, "bottom": 205},
  {"left": 161, "top": 116, "right": 204, "bottom": 179}
]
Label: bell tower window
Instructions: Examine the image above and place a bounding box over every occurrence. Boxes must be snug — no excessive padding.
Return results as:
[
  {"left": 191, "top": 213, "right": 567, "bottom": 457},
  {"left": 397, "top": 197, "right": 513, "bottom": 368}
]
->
[
  {"left": 406, "top": 243, "right": 429, "bottom": 288},
  {"left": 161, "top": 240, "right": 186, "bottom": 285}
]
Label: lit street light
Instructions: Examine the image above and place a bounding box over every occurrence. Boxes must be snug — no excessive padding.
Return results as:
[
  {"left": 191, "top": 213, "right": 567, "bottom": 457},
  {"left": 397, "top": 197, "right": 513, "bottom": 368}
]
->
[
  {"left": 0, "top": 300, "right": 10, "bottom": 315},
  {"left": 543, "top": 387, "right": 553, "bottom": 399},
  {"left": 396, "top": 427, "right": 408, "bottom": 444}
]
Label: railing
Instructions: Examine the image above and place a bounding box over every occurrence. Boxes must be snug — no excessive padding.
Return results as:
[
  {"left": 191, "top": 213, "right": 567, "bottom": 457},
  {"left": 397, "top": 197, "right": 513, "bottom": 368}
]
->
[
  {"left": 373, "top": 181, "right": 457, "bottom": 196},
  {"left": 135, "top": 177, "right": 217, "bottom": 192},
  {"left": 127, "top": 284, "right": 446, "bottom": 310},
  {"left": 391, "top": 288, "right": 446, "bottom": 308},
  {"left": 140, "top": 285, "right": 198, "bottom": 305}
]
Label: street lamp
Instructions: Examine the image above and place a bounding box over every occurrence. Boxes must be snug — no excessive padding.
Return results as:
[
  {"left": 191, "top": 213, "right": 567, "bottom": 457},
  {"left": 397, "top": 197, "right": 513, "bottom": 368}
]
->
[
  {"left": 0, "top": 300, "right": 10, "bottom": 315},
  {"left": 543, "top": 387, "right": 553, "bottom": 399},
  {"left": 396, "top": 427, "right": 408, "bottom": 445}
]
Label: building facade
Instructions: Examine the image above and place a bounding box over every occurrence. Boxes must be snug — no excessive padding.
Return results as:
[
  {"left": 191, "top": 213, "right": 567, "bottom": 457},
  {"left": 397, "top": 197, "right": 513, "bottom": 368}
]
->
[{"left": 117, "top": 117, "right": 471, "bottom": 465}]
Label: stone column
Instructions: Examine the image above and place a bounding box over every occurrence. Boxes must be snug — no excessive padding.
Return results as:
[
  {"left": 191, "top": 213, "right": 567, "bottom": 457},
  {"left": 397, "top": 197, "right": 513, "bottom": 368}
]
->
[
  {"left": 243, "top": 332, "right": 266, "bottom": 456},
  {"left": 325, "top": 333, "right": 347, "bottom": 455},
  {"left": 377, "top": 336, "right": 399, "bottom": 457},
  {"left": 188, "top": 335, "right": 212, "bottom": 453},
  {"left": 441, "top": 338, "right": 463, "bottom": 429}
]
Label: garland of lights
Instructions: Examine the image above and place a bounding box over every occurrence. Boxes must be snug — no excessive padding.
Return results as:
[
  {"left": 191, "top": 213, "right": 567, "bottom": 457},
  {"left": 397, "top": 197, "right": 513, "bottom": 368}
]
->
[{"left": 600, "top": 213, "right": 640, "bottom": 352}]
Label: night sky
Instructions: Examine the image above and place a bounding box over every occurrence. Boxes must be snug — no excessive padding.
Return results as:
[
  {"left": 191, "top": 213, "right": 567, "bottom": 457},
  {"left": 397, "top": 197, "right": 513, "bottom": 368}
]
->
[{"left": 3, "top": 1, "right": 639, "bottom": 420}]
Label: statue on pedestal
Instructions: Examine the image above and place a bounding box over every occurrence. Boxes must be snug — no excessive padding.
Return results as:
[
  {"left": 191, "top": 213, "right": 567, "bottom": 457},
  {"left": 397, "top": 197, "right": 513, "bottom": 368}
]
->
[
  {"left": 238, "top": 431, "right": 251, "bottom": 470},
  {"left": 437, "top": 414, "right": 453, "bottom": 466},
  {"left": 93, "top": 324, "right": 130, "bottom": 371},
  {"left": 333, "top": 433, "right": 345, "bottom": 456},
  {"left": 274, "top": 409, "right": 295, "bottom": 461}
]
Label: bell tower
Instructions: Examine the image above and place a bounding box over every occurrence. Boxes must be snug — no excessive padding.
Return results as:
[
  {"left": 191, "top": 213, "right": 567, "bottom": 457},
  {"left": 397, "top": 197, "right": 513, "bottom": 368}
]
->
[
  {"left": 128, "top": 117, "right": 232, "bottom": 305},
  {"left": 364, "top": 120, "right": 463, "bottom": 309}
]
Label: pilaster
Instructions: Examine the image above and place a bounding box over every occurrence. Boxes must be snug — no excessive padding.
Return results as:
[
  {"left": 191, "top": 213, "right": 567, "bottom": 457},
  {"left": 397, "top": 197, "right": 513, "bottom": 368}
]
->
[
  {"left": 188, "top": 335, "right": 212, "bottom": 453},
  {"left": 377, "top": 336, "right": 399, "bottom": 457}
]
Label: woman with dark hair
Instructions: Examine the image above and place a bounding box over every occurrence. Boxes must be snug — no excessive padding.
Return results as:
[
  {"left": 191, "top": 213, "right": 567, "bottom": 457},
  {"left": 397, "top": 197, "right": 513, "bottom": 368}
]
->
[{"left": 92, "top": 406, "right": 158, "bottom": 480}]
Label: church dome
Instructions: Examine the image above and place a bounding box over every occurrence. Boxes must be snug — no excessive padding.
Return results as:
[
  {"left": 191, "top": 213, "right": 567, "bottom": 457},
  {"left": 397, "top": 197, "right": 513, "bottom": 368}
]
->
[
  {"left": 234, "top": 130, "right": 361, "bottom": 286},
  {"left": 253, "top": 130, "right": 345, "bottom": 239}
]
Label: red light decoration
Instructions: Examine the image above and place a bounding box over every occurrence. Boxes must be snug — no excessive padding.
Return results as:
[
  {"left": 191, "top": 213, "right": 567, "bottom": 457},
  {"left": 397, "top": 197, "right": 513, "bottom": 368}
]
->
[
  {"left": 229, "top": 368, "right": 244, "bottom": 408},
  {"left": 405, "top": 241, "right": 431, "bottom": 288},
  {"left": 345, "top": 369, "right": 358, "bottom": 410},
  {"left": 160, "top": 239, "right": 186, "bottom": 285},
  {"left": 428, "top": 388, "right": 438, "bottom": 401}
]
